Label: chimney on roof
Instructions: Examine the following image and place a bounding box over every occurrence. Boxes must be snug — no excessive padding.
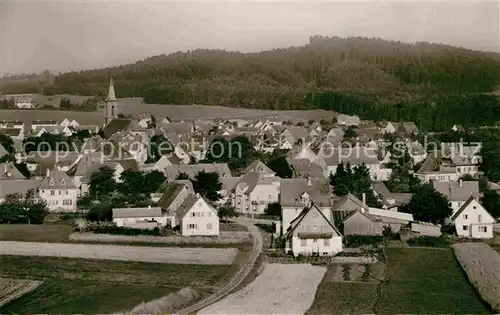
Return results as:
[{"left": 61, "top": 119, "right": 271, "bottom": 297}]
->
[
  {"left": 459, "top": 179, "right": 463, "bottom": 188},
  {"left": 196, "top": 192, "right": 200, "bottom": 198},
  {"left": 46, "top": 168, "right": 50, "bottom": 178},
  {"left": 3, "top": 164, "right": 7, "bottom": 174},
  {"left": 307, "top": 176, "right": 311, "bottom": 187},
  {"left": 362, "top": 192, "right": 366, "bottom": 206}
]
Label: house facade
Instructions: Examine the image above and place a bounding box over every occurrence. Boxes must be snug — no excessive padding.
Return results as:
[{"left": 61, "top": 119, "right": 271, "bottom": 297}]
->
[
  {"left": 38, "top": 169, "right": 79, "bottom": 212},
  {"left": 233, "top": 172, "right": 280, "bottom": 214},
  {"left": 176, "top": 195, "right": 220, "bottom": 236},
  {"left": 285, "top": 204, "right": 343, "bottom": 256},
  {"left": 451, "top": 197, "right": 495, "bottom": 239},
  {"left": 113, "top": 207, "right": 167, "bottom": 229}
]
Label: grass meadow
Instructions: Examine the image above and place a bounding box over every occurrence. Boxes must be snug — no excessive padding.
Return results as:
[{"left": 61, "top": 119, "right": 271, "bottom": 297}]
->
[
  {"left": 307, "top": 248, "right": 490, "bottom": 314},
  {"left": 0, "top": 255, "right": 230, "bottom": 314}
]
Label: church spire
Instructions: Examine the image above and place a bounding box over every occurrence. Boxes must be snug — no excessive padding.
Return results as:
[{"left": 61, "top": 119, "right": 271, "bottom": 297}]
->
[{"left": 106, "top": 77, "right": 116, "bottom": 101}]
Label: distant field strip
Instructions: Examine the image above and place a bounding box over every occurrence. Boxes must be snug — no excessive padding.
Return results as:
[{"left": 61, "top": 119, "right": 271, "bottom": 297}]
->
[
  {"left": 0, "top": 241, "right": 237, "bottom": 265},
  {"left": 198, "top": 264, "right": 326, "bottom": 315},
  {"left": 0, "top": 278, "right": 42, "bottom": 307}
]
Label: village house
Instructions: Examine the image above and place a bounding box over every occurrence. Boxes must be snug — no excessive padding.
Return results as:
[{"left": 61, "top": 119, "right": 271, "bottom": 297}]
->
[
  {"left": 440, "top": 142, "right": 481, "bottom": 177},
  {"left": 433, "top": 180, "right": 480, "bottom": 214},
  {"left": 415, "top": 156, "right": 459, "bottom": 183},
  {"left": 451, "top": 197, "right": 495, "bottom": 239},
  {"left": 407, "top": 141, "right": 427, "bottom": 165},
  {"left": 397, "top": 122, "right": 419, "bottom": 134},
  {"left": 280, "top": 177, "right": 333, "bottom": 235},
  {"left": 175, "top": 194, "right": 220, "bottom": 236},
  {"left": 232, "top": 171, "right": 280, "bottom": 214},
  {"left": 371, "top": 182, "right": 398, "bottom": 210},
  {"left": 280, "top": 126, "right": 311, "bottom": 145},
  {"left": 113, "top": 207, "right": 167, "bottom": 229},
  {"left": 60, "top": 119, "right": 80, "bottom": 128},
  {"left": 337, "top": 114, "right": 360, "bottom": 127},
  {"left": 331, "top": 193, "right": 369, "bottom": 225},
  {"left": 219, "top": 176, "right": 241, "bottom": 205},
  {"left": 38, "top": 169, "right": 79, "bottom": 212},
  {"left": 380, "top": 122, "right": 398, "bottom": 134},
  {"left": 342, "top": 209, "right": 384, "bottom": 236},
  {"left": 285, "top": 203, "right": 344, "bottom": 257}
]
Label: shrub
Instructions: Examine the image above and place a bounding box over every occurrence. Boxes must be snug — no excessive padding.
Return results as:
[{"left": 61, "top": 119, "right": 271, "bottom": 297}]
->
[
  {"left": 407, "top": 235, "right": 450, "bottom": 247},
  {"left": 74, "top": 221, "right": 163, "bottom": 236},
  {"left": 345, "top": 235, "right": 384, "bottom": 247}
]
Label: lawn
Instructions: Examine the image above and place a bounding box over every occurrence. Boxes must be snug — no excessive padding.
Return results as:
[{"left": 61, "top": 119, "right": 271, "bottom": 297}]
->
[
  {"left": 0, "top": 224, "right": 73, "bottom": 242},
  {"left": 306, "top": 265, "right": 378, "bottom": 315},
  {"left": 0, "top": 256, "right": 231, "bottom": 314},
  {"left": 377, "top": 248, "right": 490, "bottom": 314}
]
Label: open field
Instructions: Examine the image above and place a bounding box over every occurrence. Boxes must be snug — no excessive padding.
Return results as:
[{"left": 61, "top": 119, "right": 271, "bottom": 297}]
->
[
  {"left": 377, "top": 248, "right": 490, "bottom": 314},
  {"left": 198, "top": 264, "right": 326, "bottom": 315},
  {"left": 0, "top": 278, "right": 42, "bottom": 307},
  {"left": 0, "top": 255, "right": 230, "bottom": 314},
  {"left": 452, "top": 243, "right": 500, "bottom": 312},
  {"left": 0, "top": 241, "right": 238, "bottom": 265},
  {"left": 0, "top": 99, "right": 334, "bottom": 124},
  {"left": 0, "top": 224, "right": 73, "bottom": 242},
  {"left": 306, "top": 264, "right": 382, "bottom": 315}
]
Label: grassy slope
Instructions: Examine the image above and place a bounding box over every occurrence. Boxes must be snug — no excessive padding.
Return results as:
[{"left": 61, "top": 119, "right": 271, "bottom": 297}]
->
[
  {"left": 377, "top": 248, "right": 489, "bottom": 314},
  {"left": 0, "top": 256, "right": 230, "bottom": 314}
]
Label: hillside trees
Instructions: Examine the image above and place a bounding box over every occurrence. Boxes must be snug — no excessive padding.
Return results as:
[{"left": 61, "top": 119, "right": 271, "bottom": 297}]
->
[{"left": 5, "top": 37, "right": 500, "bottom": 131}]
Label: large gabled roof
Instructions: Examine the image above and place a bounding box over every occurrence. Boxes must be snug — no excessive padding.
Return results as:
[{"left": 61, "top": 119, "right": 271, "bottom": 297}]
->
[
  {"left": 285, "top": 203, "right": 342, "bottom": 239},
  {"left": 102, "top": 119, "right": 132, "bottom": 138}
]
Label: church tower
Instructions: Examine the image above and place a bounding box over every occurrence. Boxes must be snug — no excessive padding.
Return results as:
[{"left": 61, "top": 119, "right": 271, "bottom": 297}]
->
[{"left": 105, "top": 78, "right": 119, "bottom": 125}]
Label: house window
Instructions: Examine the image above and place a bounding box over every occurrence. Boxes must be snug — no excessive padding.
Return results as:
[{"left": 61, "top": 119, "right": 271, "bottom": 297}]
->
[
  {"left": 463, "top": 225, "right": 468, "bottom": 231},
  {"left": 207, "top": 223, "right": 212, "bottom": 230},
  {"left": 66, "top": 190, "right": 69, "bottom": 195},
  {"left": 301, "top": 239, "right": 307, "bottom": 247},
  {"left": 479, "top": 226, "right": 487, "bottom": 233},
  {"left": 313, "top": 238, "right": 317, "bottom": 243},
  {"left": 478, "top": 215, "right": 482, "bottom": 223},
  {"left": 50, "top": 190, "right": 55, "bottom": 196},
  {"left": 191, "top": 212, "right": 196, "bottom": 217},
  {"left": 324, "top": 239, "right": 330, "bottom": 246},
  {"left": 63, "top": 199, "right": 72, "bottom": 206},
  {"left": 208, "top": 212, "right": 212, "bottom": 217},
  {"left": 473, "top": 206, "right": 477, "bottom": 209},
  {"left": 188, "top": 224, "right": 197, "bottom": 229},
  {"left": 58, "top": 190, "right": 62, "bottom": 195},
  {"left": 463, "top": 214, "right": 468, "bottom": 220}
]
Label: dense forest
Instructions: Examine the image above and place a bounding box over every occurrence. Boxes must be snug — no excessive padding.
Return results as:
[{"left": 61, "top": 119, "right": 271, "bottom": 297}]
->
[{"left": 2, "top": 36, "right": 500, "bottom": 131}]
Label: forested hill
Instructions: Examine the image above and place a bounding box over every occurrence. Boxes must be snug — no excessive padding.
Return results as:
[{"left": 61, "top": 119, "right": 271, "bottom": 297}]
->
[{"left": 3, "top": 36, "right": 500, "bottom": 131}]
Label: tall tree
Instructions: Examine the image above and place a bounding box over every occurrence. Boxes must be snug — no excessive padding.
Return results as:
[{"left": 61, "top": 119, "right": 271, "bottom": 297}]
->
[
  {"left": 480, "top": 189, "right": 500, "bottom": 219},
  {"left": 403, "top": 184, "right": 452, "bottom": 223},
  {"left": 192, "top": 171, "right": 222, "bottom": 202},
  {"left": 89, "top": 166, "right": 117, "bottom": 199}
]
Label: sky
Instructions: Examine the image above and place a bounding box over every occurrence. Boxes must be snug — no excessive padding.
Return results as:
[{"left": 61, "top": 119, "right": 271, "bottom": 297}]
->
[{"left": 0, "top": 0, "right": 499, "bottom": 76}]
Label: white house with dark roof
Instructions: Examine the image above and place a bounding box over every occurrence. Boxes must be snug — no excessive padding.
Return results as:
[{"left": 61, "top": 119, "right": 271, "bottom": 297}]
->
[
  {"left": 451, "top": 197, "right": 495, "bottom": 239},
  {"left": 432, "top": 180, "right": 480, "bottom": 214},
  {"left": 38, "top": 169, "right": 79, "bottom": 212},
  {"left": 113, "top": 207, "right": 167, "bottom": 229},
  {"left": 280, "top": 177, "right": 333, "bottom": 235},
  {"left": 60, "top": 119, "right": 79, "bottom": 128},
  {"left": 285, "top": 203, "right": 343, "bottom": 257},
  {"left": 337, "top": 114, "right": 360, "bottom": 127},
  {"left": 176, "top": 194, "right": 220, "bottom": 236}
]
